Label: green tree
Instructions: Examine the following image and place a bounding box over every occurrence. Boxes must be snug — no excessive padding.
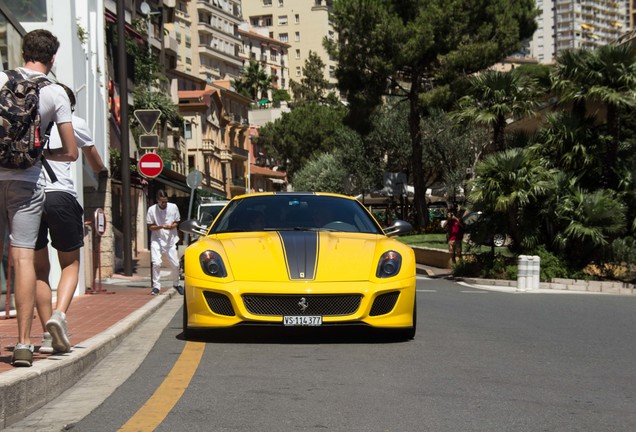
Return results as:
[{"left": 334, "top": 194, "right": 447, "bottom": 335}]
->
[
  {"left": 453, "top": 70, "right": 539, "bottom": 151},
  {"left": 289, "top": 51, "right": 338, "bottom": 104},
  {"left": 257, "top": 103, "right": 348, "bottom": 180},
  {"left": 551, "top": 44, "right": 636, "bottom": 188},
  {"left": 292, "top": 152, "right": 348, "bottom": 193},
  {"left": 553, "top": 188, "right": 627, "bottom": 269},
  {"left": 232, "top": 60, "right": 273, "bottom": 100},
  {"left": 327, "top": 0, "right": 538, "bottom": 229},
  {"left": 468, "top": 148, "right": 553, "bottom": 251}
]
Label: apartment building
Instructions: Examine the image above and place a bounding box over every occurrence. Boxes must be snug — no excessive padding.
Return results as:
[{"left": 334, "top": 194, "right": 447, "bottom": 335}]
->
[
  {"left": 530, "top": 0, "right": 629, "bottom": 64},
  {"left": 241, "top": 0, "right": 337, "bottom": 95},
  {"left": 188, "top": 0, "right": 244, "bottom": 83},
  {"left": 238, "top": 26, "right": 291, "bottom": 102}
]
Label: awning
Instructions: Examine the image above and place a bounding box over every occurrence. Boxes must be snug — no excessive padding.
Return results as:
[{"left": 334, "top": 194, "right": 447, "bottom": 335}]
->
[{"left": 257, "top": 98, "right": 270, "bottom": 105}]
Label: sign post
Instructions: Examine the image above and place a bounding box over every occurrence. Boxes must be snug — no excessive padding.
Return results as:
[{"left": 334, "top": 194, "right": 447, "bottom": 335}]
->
[
  {"left": 138, "top": 152, "right": 164, "bottom": 179},
  {"left": 88, "top": 208, "right": 110, "bottom": 294},
  {"left": 134, "top": 109, "right": 161, "bottom": 149}
]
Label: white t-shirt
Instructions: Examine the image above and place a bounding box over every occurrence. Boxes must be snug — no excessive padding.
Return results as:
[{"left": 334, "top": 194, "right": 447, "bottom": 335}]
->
[
  {"left": 147, "top": 202, "right": 181, "bottom": 247},
  {"left": 44, "top": 115, "right": 93, "bottom": 197},
  {"left": 0, "top": 67, "right": 73, "bottom": 184}
]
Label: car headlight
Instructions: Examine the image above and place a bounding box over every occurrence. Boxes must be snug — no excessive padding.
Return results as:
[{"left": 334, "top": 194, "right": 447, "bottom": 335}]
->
[
  {"left": 376, "top": 251, "right": 402, "bottom": 278},
  {"left": 199, "top": 250, "right": 227, "bottom": 278}
]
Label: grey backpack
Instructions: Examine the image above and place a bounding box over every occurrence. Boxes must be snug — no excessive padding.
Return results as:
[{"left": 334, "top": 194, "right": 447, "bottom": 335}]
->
[{"left": 0, "top": 69, "right": 55, "bottom": 171}]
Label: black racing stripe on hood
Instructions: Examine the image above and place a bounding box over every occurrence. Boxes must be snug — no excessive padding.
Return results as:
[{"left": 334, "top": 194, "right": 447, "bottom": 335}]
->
[{"left": 278, "top": 231, "right": 318, "bottom": 280}]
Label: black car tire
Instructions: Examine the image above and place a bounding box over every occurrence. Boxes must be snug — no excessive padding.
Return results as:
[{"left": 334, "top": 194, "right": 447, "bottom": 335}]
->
[{"left": 395, "top": 299, "right": 417, "bottom": 341}]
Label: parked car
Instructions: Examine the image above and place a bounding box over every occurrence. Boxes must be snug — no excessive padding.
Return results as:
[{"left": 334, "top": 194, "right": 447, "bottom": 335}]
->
[
  {"left": 462, "top": 211, "right": 508, "bottom": 247},
  {"left": 196, "top": 199, "right": 229, "bottom": 227},
  {"left": 179, "top": 192, "right": 417, "bottom": 340}
]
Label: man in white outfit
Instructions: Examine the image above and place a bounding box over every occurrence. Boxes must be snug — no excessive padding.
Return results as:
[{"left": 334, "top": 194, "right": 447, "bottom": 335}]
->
[
  {"left": 146, "top": 189, "right": 183, "bottom": 295},
  {"left": 34, "top": 83, "right": 106, "bottom": 354}
]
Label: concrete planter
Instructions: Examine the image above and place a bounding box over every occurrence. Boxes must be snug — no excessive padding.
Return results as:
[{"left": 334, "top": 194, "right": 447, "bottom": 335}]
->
[{"left": 410, "top": 246, "right": 451, "bottom": 269}]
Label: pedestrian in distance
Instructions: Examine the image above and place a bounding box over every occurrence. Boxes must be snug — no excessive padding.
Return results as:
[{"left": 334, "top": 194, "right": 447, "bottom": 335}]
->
[
  {"left": 34, "top": 83, "right": 106, "bottom": 354},
  {"left": 147, "top": 189, "right": 183, "bottom": 296},
  {"left": 446, "top": 204, "right": 465, "bottom": 265},
  {"left": 0, "top": 29, "right": 78, "bottom": 367}
]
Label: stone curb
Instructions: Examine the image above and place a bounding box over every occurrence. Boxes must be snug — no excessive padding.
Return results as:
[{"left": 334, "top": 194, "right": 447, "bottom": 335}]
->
[{"left": 0, "top": 291, "right": 175, "bottom": 429}]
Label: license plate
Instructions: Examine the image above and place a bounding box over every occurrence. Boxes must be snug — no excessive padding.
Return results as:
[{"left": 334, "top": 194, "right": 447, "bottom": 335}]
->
[{"left": 283, "top": 315, "right": 323, "bottom": 326}]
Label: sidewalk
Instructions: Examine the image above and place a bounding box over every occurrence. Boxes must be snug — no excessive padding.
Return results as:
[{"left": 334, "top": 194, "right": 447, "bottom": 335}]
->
[{"left": 0, "top": 250, "right": 179, "bottom": 429}]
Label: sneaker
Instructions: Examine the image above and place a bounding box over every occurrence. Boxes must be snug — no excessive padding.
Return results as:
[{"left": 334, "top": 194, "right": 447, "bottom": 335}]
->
[
  {"left": 150, "top": 287, "right": 160, "bottom": 295},
  {"left": 38, "top": 332, "right": 54, "bottom": 354},
  {"left": 173, "top": 285, "right": 184, "bottom": 295},
  {"left": 46, "top": 310, "right": 72, "bottom": 353},
  {"left": 12, "top": 343, "right": 34, "bottom": 367}
]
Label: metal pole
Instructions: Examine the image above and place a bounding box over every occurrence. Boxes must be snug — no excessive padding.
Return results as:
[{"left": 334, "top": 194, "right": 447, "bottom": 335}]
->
[{"left": 117, "top": 0, "right": 133, "bottom": 276}]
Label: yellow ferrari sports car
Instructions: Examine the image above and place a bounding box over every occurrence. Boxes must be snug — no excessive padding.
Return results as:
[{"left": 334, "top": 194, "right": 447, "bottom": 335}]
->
[{"left": 179, "top": 192, "right": 416, "bottom": 340}]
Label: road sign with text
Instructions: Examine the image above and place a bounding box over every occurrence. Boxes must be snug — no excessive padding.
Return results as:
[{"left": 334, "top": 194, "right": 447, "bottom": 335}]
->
[{"left": 138, "top": 152, "right": 163, "bottom": 179}]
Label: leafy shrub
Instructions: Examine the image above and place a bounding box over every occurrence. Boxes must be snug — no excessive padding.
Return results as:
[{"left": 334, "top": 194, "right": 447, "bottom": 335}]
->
[{"left": 528, "top": 245, "right": 569, "bottom": 281}]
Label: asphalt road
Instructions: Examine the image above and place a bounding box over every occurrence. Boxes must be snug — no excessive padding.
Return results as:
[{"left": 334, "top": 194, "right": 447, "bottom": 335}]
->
[{"left": 10, "top": 276, "right": 636, "bottom": 432}]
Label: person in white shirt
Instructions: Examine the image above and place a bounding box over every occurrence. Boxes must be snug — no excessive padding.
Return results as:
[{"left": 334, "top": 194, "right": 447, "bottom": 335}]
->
[
  {"left": 0, "top": 29, "right": 78, "bottom": 367},
  {"left": 34, "top": 83, "right": 106, "bottom": 354},
  {"left": 146, "top": 189, "right": 183, "bottom": 295}
]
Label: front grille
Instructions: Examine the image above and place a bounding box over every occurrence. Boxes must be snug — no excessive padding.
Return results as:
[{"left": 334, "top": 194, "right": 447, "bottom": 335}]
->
[
  {"left": 203, "top": 291, "right": 235, "bottom": 316},
  {"left": 242, "top": 294, "right": 362, "bottom": 316},
  {"left": 369, "top": 292, "right": 399, "bottom": 316}
]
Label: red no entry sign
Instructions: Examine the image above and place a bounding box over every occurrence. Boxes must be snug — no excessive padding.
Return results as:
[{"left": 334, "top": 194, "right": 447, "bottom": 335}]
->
[{"left": 138, "top": 152, "right": 163, "bottom": 179}]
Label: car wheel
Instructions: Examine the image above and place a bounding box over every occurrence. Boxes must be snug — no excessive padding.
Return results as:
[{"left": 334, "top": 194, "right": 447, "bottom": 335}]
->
[
  {"left": 492, "top": 233, "right": 506, "bottom": 247},
  {"left": 395, "top": 299, "right": 417, "bottom": 341}
]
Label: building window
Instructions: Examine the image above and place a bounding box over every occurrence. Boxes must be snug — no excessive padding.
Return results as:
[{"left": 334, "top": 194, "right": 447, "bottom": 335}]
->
[
  {"left": 263, "top": 0, "right": 272, "bottom": 6},
  {"left": 184, "top": 122, "right": 193, "bottom": 139},
  {"left": 279, "top": 33, "right": 288, "bottom": 42},
  {"left": 295, "top": 66, "right": 301, "bottom": 77},
  {"left": 279, "top": 0, "right": 284, "bottom": 6},
  {"left": 295, "top": 49, "right": 300, "bottom": 59},
  {"left": 295, "top": 14, "right": 300, "bottom": 24},
  {"left": 278, "top": 15, "right": 288, "bottom": 25},
  {"left": 295, "top": 32, "right": 300, "bottom": 42}
]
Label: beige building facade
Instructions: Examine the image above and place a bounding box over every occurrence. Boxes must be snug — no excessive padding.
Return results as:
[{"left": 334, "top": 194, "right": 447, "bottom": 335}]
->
[{"left": 241, "top": 0, "right": 337, "bottom": 94}]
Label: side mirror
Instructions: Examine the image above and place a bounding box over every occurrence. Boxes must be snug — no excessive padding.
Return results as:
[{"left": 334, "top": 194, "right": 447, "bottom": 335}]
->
[
  {"left": 384, "top": 219, "right": 413, "bottom": 237},
  {"left": 179, "top": 219, "right": 208, "bottom": 237}
]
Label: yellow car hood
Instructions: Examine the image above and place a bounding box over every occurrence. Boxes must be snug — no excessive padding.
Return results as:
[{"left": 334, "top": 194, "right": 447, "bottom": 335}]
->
[{"left": 195, "top": 231, "right": 409, "bottom": 282}]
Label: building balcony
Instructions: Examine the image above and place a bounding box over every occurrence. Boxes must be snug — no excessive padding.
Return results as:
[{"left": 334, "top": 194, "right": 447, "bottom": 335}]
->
[
  {"left": 197, "top": 0, "right": 243, "bottom": 21},
  {"left": 199, "top": 44, "right": 243, "bottom": 68},
  {"left": 231, "top": 145, "right": 249, "bottom": 159},
  {"left": 175, "top": 8, "right": 191, "bottom": 24},
  {"left": 201, "top": 138, "right": 216, "bottom": 152}
]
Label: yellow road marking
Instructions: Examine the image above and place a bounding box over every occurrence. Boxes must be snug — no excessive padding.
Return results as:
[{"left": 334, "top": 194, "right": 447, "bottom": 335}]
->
[{"left": 118, "top": 341, "right": 205, "bottom": 431}]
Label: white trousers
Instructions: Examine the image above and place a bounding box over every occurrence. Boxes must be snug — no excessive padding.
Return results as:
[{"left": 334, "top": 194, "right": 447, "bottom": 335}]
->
[{"left": 150, "top": 241, "right": 180, "bottom": 289}]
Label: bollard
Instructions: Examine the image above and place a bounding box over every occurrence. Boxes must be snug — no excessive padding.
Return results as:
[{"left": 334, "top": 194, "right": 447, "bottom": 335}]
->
[
  {"left": 526, "top": 256, "right": 535, "bottom": 289},
  {"left": 517, "top": 255, "right": 528, "bottom": 291},
  {"left": 532, "top": 255, "right": 541, "bottom": 289}
]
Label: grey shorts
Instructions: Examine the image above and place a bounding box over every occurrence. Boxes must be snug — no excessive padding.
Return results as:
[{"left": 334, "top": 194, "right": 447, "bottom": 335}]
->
[{"left": 0, "top": 180, "right": 45, "bottom": 249}]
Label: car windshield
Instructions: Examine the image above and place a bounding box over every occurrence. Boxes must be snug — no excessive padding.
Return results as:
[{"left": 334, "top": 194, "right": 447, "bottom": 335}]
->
[{"left": 210, "top": 194, "right": 383, "bottom": 234}]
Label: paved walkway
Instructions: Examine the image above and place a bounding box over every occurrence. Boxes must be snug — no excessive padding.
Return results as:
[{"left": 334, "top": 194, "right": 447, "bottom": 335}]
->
[{"left": 0, "top": 250, "right": 179, "bottom": 429}]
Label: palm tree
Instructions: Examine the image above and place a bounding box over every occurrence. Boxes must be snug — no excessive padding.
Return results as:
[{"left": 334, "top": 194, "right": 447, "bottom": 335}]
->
[
  {"left": 232, "top": 60, "right": 273, "bottom": 101},
  {"left": 453, "top": 70, "right": 539, "bottom": 152},
  {"left": 584, "top": 44, "right": 636, "bottom": 188},
  {"left": 468, "top": 147, "right": 553, "bottom": 251},
  {"left": 550, "top": 48, "right": 594, "bottom": 119},
  {"left": 551, "top": 45, "right": 636, "bottom": 188},
  {"left": 553, "top": 188, "right": 627, "bottom": 268}
]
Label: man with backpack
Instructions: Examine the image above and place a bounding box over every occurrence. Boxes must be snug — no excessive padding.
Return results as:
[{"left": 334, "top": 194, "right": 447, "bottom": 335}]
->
[
  {"left": 34, "top": 83, "right": 106, "bottom": 355},
  {"left": 0, "top": 29, "right": 78, "bottom": 367}
]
